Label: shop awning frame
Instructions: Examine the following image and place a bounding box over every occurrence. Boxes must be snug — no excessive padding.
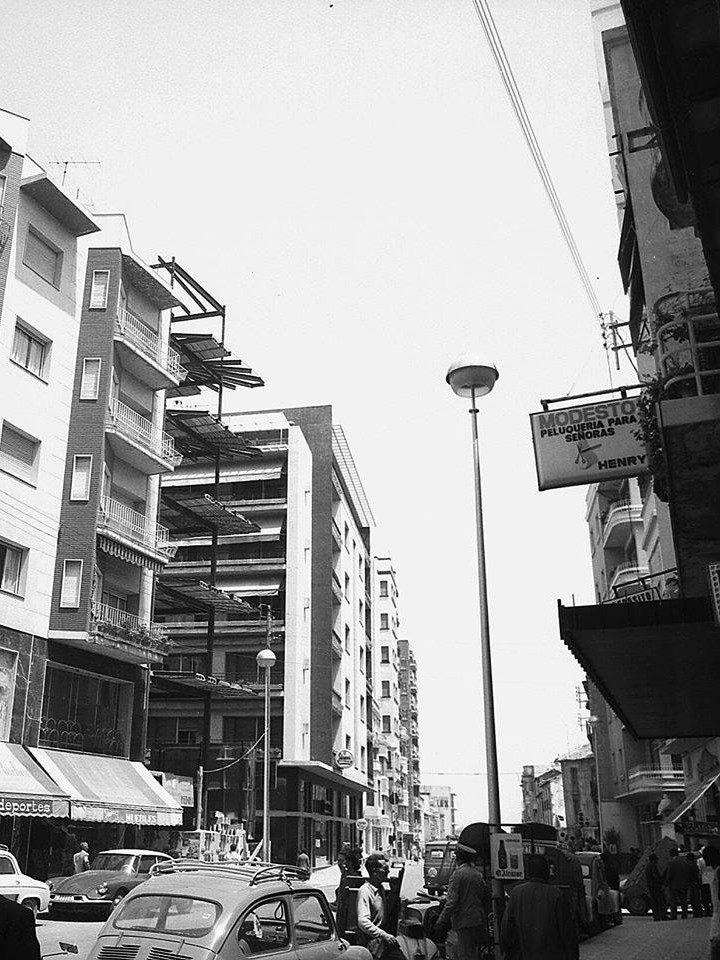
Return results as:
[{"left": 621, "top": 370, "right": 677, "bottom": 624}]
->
[{"left": 669, "top": 772, "right": 720, "bottom": 824}]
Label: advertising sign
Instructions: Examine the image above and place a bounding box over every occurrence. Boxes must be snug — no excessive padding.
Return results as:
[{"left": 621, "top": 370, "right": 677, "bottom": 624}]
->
[
  {"left": 335, "top": 749, "right": 354, "bottom": 769},
  {"left": 490, "top": 833, "right": 524, "bottom": 881},
  {"left": 530, "top": 396, "right": 648, "bottom": 490}
]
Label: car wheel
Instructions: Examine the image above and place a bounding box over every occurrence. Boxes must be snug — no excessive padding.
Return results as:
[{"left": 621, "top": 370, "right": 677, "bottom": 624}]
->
[
  {"left": 625, "top": 893, "right": 650, "bottom": 917},
  {"left": 21, "top": 898, "right": 40, "bottom": 919}
]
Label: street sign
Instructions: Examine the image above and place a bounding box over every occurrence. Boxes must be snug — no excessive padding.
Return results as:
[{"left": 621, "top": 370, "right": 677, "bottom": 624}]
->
[
  {"left": 490, "top": 833, "right": 524, "bottom": 881},
  {"left": 356, "top": 818, "right": 369, "bottom": 831},
  {"left": 335, "top": 749, "right": 354, "bottom": 769}
]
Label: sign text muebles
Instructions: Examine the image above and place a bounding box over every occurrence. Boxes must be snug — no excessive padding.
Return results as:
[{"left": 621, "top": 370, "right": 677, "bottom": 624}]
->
[{"left": 530, "top": 396, "right": 648, "bottom": 491}]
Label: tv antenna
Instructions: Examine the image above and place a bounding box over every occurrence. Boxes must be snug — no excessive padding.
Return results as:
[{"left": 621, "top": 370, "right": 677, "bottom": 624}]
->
[{"left": 48, "top": 159, "right": 101, "bottom": 187}]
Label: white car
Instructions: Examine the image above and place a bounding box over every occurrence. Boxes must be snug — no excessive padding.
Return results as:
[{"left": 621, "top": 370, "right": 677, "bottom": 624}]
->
[{"left": 0, "top": 844, "right": 50, "bottom": 915}]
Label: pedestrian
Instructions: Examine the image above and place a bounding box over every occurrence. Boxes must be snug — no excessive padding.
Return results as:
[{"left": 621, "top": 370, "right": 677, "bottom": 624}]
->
[
  {"left": 500, "top": 854, "right": 579, "bottom": 960},
  {"left": 645, "top": 852, "right": 667, "bottom": 922},
  {"left": 432, "top": 842, "right": 490, "bottom": 960},
  {"left": 73, "top": 841, "right": 90, "bottom": 874},
  {"left": 296, "top": 849, "right": 311, "bottom": 872},
  {"left": 699, "top": 850, "right": 715, "bottom": 917},
  {"left": 664, "top": 848, "right": 689, "bottom": 920},
  {"left": 336, "top": 848, "right": 363, "bottom": 936},
  {"left": 356, "top": 852, "right": 404, "bottom": 960},
  {"left": 701, "top": 845, "right": 720, "bottom": 960},
  {"left": 0, "top": 893, "right": 42, "bottom": 960},
  {"left": 226, "top": 842, "right": 242, "bottom": 863},
  {"left": 686, "top": 852, "right": 704, "bottom": 918}
]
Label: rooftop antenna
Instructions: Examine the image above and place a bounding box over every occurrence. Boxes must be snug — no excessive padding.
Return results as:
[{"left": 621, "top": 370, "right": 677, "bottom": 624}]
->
[{"left": 48, "top": 159, "right": 101, "bottom": 187}]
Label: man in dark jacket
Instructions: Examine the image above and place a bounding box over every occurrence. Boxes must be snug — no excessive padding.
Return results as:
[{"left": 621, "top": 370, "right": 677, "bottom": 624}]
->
[
  {"left": 0, "top": 894, "right": 42, "bottom": 960},
  {"left": 645, "top": 852, "right": 667, "bottom": 921},
  {"left": 433, "top": 843, "right": 490, "bottom": 960},
  {"left": 664, "top": 848, "right": 689, "bottom": 920},
  {"left": 500, "top": 854, "right": 579, "bottom": 960}
]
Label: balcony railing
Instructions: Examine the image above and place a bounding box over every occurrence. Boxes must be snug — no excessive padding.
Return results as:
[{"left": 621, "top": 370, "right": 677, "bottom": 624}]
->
[
  {"left": 107, "top": 399, "right": 182, "bottom": 467},
  {"left": 100, "top": 496, "right": 176, "bottom": 559},
  {"left": 608, "top": 561, "right": 649, "bottom": 593},
  {"left": 115, "top": 308, "right": 185, "bottom": 381},
  {"left": 602, "top": 500, "right": 642, "bottom": 546},
  {"left": 332, "top": 690, "right": 343, "bottom": 715},
  {"left": 626, "top": 764, "right": 685, "bottom": 793},
  {"left": 39, "top": 716, "right": 126, "bottom": 757},
  {"left": 655, "top": 292, "right": 720, "bottom": 398},
  {"left": 91, "top": 601, "right": 170, "bottom": 656}
]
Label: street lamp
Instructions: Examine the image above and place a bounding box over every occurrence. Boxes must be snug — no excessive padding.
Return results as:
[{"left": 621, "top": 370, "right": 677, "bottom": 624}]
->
[
  {"left": 445, "top": 355, "right": 503, "bottom": 947},
  {"left": 588, "top": 715, "right": 604, "bottom": 848},
  {"left": 256, "top": 646, "right": 276, "bottom": 862}
]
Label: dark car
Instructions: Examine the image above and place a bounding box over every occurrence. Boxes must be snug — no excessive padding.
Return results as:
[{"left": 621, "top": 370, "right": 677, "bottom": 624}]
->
[
  {"left": 86, "top": 860, "right": 374, "bottom": 960},
  {"left": 48, "top": 848, "right": 174, "bottom": 916}
]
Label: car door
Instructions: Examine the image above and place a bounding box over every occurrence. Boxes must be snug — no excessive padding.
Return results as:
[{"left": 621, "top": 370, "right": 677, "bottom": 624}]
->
[
  {"left": 290, "top": 892, "right": 346, "bottom": 960},
  {"left": 219, "top": 894, "right": 297, "bottom": 960}
]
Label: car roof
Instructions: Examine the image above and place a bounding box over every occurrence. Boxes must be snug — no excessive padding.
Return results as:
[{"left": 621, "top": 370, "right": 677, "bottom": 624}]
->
[
  {"left": 97, "top": 849, "right": 170, "bottom": 857},
  {"left": 124, "top": 874, "right": 324, "bottom": 911}
]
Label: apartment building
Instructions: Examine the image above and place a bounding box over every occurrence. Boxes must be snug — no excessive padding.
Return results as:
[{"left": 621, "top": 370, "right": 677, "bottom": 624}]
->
[
  {"left": 399, "top": 639, "right": 422, "bottom": 846},
  {"left": 149, "top": 406, "right": 374, "bottom": 865},
  {"left": 520, "top": 764, "right": 565, "bottom": 828},
  {"left": 420, "top": 784, "right": 458, "bottom": 840}
]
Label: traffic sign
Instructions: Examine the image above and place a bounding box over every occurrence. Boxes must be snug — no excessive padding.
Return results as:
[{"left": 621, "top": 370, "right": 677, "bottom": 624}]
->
[
  {"left": 335, "top": 749, "right": 354, "bottom": 769},
  {"left": 356, "top": 818, "right": 368, "bottom": 831}
]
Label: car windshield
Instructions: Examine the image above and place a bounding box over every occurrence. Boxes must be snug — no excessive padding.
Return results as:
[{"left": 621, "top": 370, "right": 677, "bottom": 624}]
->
[
  {"left": 91, "top": 854, "right": 137, "bottom": 872},
  {"left": 113, "top": 894, "right": 221, "bottom": 938}
]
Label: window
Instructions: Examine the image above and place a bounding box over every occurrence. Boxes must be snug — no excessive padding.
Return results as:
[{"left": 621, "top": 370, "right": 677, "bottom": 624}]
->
[
  {"left": 344, "top": 523, "right": 349, "bottom": 548},
  {"left": 115, "top": 895, "right": 220, "bottom": 939},
  {"left": 23, "top": 226, "right": 62, "bottom": 288},
  {"left": 80, "top": 358, "right": 102, "bottom": 400},
  {"left": 360, "top": 695, "right": 365, "bottom": 713},
  {"left": 60, "top": 559, "right": 83, "bottom": 607},
  {"left": 382, "top": 715, "right": 391, "bottom": 734},
  {"left": 344, "top": 624, "right": 350, "bottom": 652},
  {"left": 70, "top": 455, "right": 92, "bottom": 501},
  {"left": 359, "top": 599, "right": 364, "bottom": 623},
  {"left": 381, "top": 646, "right": 389, "bottom": 663},
  {"left": 345, "top": 678, "right": 351, "bottom": 706},
  {"left": 90, "top": 270, "right": 110, "bottom": 309},
  {"left": 380, "top": 580, "right": 388, "bottom": 597},
  {"left": 345, "top": 735, "right": 352, "bottom": 750},
  {"left": 0, "top": 175, "right": 6, "bottom": 213},
  {"left": 381, "top": 681, "right": 390, "bottom": 699},
  {"left": 292, "top": 893, "right": 332, "bottom": 946},
  {"left": 11, "top": 322, "right": 48, "bottom": 379},
  {"left": 380, "top": 613, "right": 389, "bottom": 630},
  {"left": 344, "top": 573, "right": 350, "bottom": 600},
  {"left": 236, "top": 898, "right": 291, "bottom": 954},
  {"left": 0, "top": 541, "right": 24, "bottom": 596},
  {"left": 0, "top": 422, "right": 40, "bottom": 483}
]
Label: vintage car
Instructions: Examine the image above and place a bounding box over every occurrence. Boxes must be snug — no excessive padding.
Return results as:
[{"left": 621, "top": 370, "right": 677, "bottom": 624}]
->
[
  {"left": 86, "top": 860, "right": 374, "bottom": 960},
  {"left": 0, "top": 844, "right": 50, "bottom": 916},
  {"left": 48, "top": 848, "right": 174, "bottom": 916},
  {"left": 575, "top": 851, "right": 622, "bottom": 932}
]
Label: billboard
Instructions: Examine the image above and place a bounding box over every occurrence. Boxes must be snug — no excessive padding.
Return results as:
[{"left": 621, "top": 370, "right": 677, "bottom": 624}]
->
[{"left": 530, "top": 396, "right": 648, "bottom": 491}]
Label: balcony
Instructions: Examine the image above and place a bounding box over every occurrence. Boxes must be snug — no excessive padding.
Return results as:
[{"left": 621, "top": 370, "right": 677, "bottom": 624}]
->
[
  {"left": 331, "top": 520, "right": 342, "bottom": 552},
  {"left": 331, "top": 572, "right": 343, "bottom": 605},
  {"left": 98, "top": 496, "right": 176, "bottom": 564},
  {"left": 607, "top": 562, "right": 650, "bottom": 597},
  {"left": 616, "top": 764, "right": 686, "bottom": 800},
  {"left": 332, "top": 690, "right": 343, "bottom": 717},
  {"left": 114, "top": 308, "right": 186, "bottom": 390},
  {"left": 106, "top": 399, "right": 182, "bottom": 475},
  {"left": 601, "top": 500, "right": 643, "bottom": 549},
  {"left": 90, "top": 601, "right": 171, "bottom": 664},
  {"left": 331, "top": 631, "right": 343, "bottom": 660},
  {"left": 39, "top": 716, "right": 126, "bottom": 757}
]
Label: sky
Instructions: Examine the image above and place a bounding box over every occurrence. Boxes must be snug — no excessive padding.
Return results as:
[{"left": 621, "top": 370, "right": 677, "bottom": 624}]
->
[{"left": 3, "top": 0, "right": 635, "bottom": 827}]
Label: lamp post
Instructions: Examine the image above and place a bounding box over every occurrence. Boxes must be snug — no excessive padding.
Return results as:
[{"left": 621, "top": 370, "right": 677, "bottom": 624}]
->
[
  {"left": 256, "top": 646, "right": 276, "bottom": 862},
  {"left": 445, "top": 355, "right": 503, "bottom": 950},
  {"left": 588, "top": 716, "right": 604, "bottom": 848}
]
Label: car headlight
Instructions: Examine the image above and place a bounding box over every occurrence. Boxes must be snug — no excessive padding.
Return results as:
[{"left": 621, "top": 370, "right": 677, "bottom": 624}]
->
[
  {"left": 97, "top": 883, "right": 109, "bottom": 896},
  {"left": 47, "top": 880, "right": 54, "bottom": 892}
]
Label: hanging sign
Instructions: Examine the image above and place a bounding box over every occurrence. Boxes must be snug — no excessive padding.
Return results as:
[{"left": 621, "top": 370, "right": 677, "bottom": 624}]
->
[
  {"left": 530, "top": 396, "right": 648, "bottom": 490},
  {"left": 490, "top": 833, "right": 524, "bottom": 881},
  {"left": 335, "top": 750, "right": 354, "bottom": 770}
]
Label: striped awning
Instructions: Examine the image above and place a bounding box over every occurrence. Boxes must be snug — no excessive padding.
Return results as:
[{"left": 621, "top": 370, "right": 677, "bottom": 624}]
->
[
  {"left": 0, "top": 742, "right": 70, "bottom": 818},
  {"left": 29, "top": 748, "right": 182, "bottom": 826},
  {"left": 98, "top": 534, "right": 163, "bottom": 573}
]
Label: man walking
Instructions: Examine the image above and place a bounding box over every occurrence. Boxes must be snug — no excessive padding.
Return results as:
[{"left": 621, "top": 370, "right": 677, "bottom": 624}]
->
[
  {"left": 357, "top": 853, "right": 404, "bottom": 960},
  {"left": 500, "top": 854, "right": 579, "bottom": 960},
  {"left": 0, "top": 894, "right": 42, "bottom": 960},
  {"left": 645, "top": 852, "right": 667, "bottom": 921},
  {"left": 73, "top": 841, "right": 90, "bottom": 874},
  {"left": 664, "top": 848, "right": 689, "bottom": 920},
  {"left": 433, "top": 842, "right": 489, "bottom": 960}
]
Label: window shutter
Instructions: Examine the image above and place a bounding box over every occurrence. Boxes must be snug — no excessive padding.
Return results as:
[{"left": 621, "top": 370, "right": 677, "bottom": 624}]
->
[
  {"left": 0, "top": 424, "right": 37, "bottom": 466},
  {"left": 60, "top": 560, "right": 83, "bottom": 607},
  {"left": 25, "top": 229, "right": 59, "bottom": 285},
  {"left": 90, "top": 271, "right": 110, "bottom": 309},
  {"left": 70, "top": 456, "right": 92, "bottom": 500},
  {"left": 0, "top": 545, "right": 22, "bottom": 594},
  {"left": 80, "top": 358, "right": 101, "bottom": 400}
]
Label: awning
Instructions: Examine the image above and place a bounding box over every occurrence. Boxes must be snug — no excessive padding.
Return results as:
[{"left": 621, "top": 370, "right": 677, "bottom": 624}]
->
[
  {"left": 163, "top": 464, "right": 284, "bottom": 486},
  {"left": 558, "top": 597, "right": 720, "bottom": 738},
  {"left": 98, "top": 534, "right": 163, "bottom": 573},
  {"left": 669, "top": 772, "right": 720, "bottom": 823},
  {"left": 160, "top": 492, "right": 260, "bottom": 535},
  {"left": 29, "top": 749, "right": 182, "bottom": 826},
  {"left": 0, "top": 743, "right": 70, "bottom": 818}
]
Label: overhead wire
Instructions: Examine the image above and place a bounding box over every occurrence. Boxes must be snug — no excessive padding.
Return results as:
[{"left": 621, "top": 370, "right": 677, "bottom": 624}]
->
[{"left": 469, "top": 0, "right": 604, "bottom": 326}]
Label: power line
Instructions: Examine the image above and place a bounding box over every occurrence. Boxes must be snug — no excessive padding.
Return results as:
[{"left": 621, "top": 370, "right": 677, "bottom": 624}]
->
[{"left": 470, "top": 0, "right": 603, "bottom": 325}]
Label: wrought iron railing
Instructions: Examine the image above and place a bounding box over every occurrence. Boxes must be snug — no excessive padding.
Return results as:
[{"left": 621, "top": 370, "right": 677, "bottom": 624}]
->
[
  {"left": 115, "top": 308, "right": 185, "bottom": 381},
  {"left": 107, "top": 398, "right": 182, "bottom": 466},
  {"left": 99, "top": 496, "right": 176, "bottom": 558},
  {"left": 39, "top": 717, "right": 126, "bottom": 757},
  {"left": 91, "top": 600, "right": 170, "bottom": 654}
]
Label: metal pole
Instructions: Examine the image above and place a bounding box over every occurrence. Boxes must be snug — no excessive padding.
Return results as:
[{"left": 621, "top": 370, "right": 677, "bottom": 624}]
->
[
  {"left": 469, "top": 387, "right": 504, "bottom": 954},
  {"left": 594, "top": 737, "right": 604, "bottom": 847},
  {"left": 263, "top": 663, "right": 271, "bottom": 862}
]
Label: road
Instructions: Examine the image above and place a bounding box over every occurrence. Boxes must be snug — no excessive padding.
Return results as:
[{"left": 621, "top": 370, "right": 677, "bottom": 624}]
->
[{"left": 580, "top": 914, "right": 713, "bottom": 960}]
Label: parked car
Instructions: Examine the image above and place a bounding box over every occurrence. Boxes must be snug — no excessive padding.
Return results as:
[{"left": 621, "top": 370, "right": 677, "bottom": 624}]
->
[
  {"left": 619, "top": 836, "right": 677, "bottom": 916},
  {"left": 48, "top": 848, "right": 174, "bottom": 917},
  {"left": 86, "top": 860, "right": 374, "bottom": 960},
  {"left": 575, "top": 852, "right": 622, "bottom": 932},
  {"left": 0, "top": 844, "right": 50, "bottom": 916}
]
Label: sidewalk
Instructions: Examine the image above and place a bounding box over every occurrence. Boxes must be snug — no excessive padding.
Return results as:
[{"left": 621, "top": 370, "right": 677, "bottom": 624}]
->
[{"left": 580, "top": 915, "right": 712, "bottom": 960}]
